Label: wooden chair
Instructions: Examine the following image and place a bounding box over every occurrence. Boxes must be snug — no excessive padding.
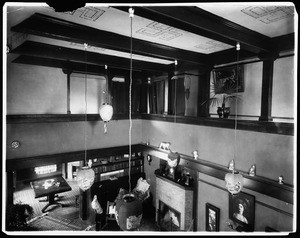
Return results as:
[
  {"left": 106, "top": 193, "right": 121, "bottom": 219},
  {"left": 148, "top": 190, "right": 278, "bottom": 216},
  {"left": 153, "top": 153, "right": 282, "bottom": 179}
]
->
[{"left": 101, "top": 201, "right": 119, "bottom": 230}]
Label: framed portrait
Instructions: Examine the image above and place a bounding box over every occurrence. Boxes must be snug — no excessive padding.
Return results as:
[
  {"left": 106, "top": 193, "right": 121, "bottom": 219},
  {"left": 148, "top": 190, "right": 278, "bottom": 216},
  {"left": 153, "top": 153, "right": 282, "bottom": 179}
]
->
[
  {"left": 229, "top": 192, "right": 255, "bottom": 231},
  {"left": 213, "top": 65, "right": 244, "bottom": 93},
  {"left": 206, "top": 203, "right": 220, "bottom": 232}
]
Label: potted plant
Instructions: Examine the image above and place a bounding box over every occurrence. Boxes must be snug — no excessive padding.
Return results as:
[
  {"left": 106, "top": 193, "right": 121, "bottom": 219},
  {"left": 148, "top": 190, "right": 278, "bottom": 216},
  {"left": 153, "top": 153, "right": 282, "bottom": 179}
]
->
[
  {"left": 6, "top": 202, "right": 34, "bottom": 231},
  {"left": 201, "top": 80, "right": 240, "bottom": 118}
]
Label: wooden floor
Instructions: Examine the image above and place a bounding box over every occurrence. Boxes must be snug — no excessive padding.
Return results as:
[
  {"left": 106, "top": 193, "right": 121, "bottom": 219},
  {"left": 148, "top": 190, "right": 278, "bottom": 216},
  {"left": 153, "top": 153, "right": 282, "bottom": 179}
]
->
[{"left": 13, "top": 178, "right": 158, "bottom": 232}]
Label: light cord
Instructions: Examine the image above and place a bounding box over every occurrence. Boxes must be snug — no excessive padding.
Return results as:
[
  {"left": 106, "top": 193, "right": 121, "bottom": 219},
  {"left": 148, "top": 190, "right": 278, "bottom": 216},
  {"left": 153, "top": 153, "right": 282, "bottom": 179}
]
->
[
  {"left": 128, "top": 8, "right": 134, "bottom": 192},
  {"left": 234, "top": 42, "right": 240, "bottom": 161},
  {"left": 174, "top": 60, "right": 177, "bottom": 123},
  {"left": 84, "top": 43, "right": 88, "bottom": 166}
]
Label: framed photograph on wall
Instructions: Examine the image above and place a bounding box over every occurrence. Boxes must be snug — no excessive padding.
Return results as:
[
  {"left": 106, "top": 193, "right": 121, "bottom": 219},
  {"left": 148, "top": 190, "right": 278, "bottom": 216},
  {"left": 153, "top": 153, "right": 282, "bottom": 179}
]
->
[
  {"left": 206, "top": 203, "right": 220, "bottom": 232},
  {"left": 229, "top": 192, "right": 255, "bottom": 231},
  {"left": 213, "top": 65, "right": 244, "bottom": 93}
]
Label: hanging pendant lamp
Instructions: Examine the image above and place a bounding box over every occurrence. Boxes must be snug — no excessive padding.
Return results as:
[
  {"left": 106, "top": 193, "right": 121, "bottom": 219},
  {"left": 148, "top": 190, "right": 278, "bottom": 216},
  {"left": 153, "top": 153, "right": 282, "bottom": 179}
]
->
[
  {"left": 224, "top": 42, "right": 243, "bottom": 195},
  {"left": 114, "top": 8, "right": 143, "bottom": 231},
  {"left": 99, "top": 65, "right": 113, "bottom": 133},
  {"left": 77, "top": 43, "right": 95, "bottom": 191}
]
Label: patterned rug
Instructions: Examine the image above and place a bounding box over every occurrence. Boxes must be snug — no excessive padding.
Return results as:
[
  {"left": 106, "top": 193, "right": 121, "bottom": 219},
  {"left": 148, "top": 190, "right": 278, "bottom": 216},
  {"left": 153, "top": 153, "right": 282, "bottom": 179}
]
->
[{"left": 27, "top": 214, "right": 83, "bottom": 231}]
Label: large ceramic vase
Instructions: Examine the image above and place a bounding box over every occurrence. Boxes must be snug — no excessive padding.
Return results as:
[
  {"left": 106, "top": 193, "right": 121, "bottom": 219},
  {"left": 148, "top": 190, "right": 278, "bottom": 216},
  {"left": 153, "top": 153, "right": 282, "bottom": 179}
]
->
[
  {"left": 115, "top": 193, "right": 143, "bottom": 231},
  {"left": 217, "top": 106, "right": 230, "bottom": 118}
]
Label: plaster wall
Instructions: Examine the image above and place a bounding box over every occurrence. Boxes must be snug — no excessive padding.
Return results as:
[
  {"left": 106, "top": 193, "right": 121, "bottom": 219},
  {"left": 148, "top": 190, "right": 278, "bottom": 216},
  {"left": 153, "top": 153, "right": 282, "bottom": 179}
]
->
[{"left": 6, "top": 119, "right": 143, "bottom": 159}]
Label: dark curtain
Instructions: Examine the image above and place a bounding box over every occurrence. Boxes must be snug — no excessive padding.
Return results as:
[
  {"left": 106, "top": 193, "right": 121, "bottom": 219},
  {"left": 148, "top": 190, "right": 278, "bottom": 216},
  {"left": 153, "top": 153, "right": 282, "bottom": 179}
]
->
[
  {"left": 169, "top": 77, "right": 185, "bottom": 115},
  {"left": 111, "top": 78, "right": 142, "bottom": 114},
  {"left": 150, "top": 80, "right": 165, "bottom": 114},
  {"left": 111, "top": 81, "right": 128, "bottom": 114}
]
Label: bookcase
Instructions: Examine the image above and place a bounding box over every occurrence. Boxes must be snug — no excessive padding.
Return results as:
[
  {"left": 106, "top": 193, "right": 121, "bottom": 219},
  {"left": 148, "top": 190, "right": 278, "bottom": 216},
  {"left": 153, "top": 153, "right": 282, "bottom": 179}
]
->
[{"left": 92, "top": 153, "right": 144, "bottom": 182}]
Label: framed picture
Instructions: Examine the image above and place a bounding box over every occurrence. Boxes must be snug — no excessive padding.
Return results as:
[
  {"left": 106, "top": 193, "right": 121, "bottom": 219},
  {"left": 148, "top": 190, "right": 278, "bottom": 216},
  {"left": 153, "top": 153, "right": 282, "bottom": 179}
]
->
[
  {"left": 213, "top": 65, "right": 244, "bottom": 92},
  {"left": 229, "top": 192, "right": 255, "bottom": 231},
  {"left": 206, "top": 203, "right": 220, "bottom": 232}
]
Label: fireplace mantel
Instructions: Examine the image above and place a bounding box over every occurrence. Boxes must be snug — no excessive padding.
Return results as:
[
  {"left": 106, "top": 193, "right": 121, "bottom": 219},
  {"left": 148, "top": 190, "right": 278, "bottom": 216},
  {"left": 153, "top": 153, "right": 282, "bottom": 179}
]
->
[
  {"left": 155, "top": 172, "right": 194, "bottom": 231},
  {"left": 154, "top": 170, "right": 194, "bottom": 191}
]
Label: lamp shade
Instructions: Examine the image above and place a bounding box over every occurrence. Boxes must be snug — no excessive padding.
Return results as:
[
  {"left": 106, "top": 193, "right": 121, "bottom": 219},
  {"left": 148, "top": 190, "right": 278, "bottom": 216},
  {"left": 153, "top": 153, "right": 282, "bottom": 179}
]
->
[
  {"left": 76, "top": 166, "right": 95, "bottom": 191},
  {"left": 99, "top": 103, "right": 113, "bottom": 122},
  {"left": 167, "top": 151, "right": 180, "bottom": 168},
  {"left": 115, "top": 193, "right": 143, "bottom": 231},
  {"left": 225, "top": 171, "right": 243, "bottom": 195}
]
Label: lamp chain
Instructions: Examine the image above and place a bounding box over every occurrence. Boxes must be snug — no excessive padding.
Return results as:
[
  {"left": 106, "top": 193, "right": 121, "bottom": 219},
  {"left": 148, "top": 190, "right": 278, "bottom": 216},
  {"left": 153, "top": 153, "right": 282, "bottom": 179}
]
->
[
  {"left": 174, "top": 60, "right": 177, "bottom": 123},
  {"left": 128, "top": 8, "right": 134, "bottom": 192},
  {"left": 84, "top": 43, "right": 88, "bottom": 166},
  {"left": 234, "top": 42, "right": 240, "bottom": 162}
]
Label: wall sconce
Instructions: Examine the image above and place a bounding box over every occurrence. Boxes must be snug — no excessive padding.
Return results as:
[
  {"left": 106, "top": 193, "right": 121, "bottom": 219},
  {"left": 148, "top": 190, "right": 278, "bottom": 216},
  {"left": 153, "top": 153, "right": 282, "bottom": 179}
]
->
[{"left": 147, "top": 155, "right": 152, "bottom": 165}]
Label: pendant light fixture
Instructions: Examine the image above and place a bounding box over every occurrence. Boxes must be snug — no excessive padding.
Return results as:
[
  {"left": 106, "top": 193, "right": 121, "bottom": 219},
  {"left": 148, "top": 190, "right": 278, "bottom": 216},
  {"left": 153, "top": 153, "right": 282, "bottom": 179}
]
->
[
  {"left": 224, "top": 42, "right": 243, "bottom": 195},
  {"left": 99, "top": 64, "right": 113, "bottom": 134},
  {"left": 77, "top": 43, "right": 95, "bottom": 191},
  {"left": 115, "top": 8, "right": 143, "bottom": 231}
]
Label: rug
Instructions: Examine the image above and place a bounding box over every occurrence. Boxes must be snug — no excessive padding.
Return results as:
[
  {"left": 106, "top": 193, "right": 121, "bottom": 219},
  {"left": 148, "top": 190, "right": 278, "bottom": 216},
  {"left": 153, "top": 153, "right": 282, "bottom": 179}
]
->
[{"left": 27, "top": 214, "right": 83, "bottom": 231}]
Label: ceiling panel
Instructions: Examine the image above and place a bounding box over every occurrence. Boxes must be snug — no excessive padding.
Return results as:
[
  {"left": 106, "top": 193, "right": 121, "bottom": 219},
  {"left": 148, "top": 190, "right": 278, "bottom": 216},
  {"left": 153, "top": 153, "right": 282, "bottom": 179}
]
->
[{"left": 198, "top": 3, "right": 295, "bottom": 37}]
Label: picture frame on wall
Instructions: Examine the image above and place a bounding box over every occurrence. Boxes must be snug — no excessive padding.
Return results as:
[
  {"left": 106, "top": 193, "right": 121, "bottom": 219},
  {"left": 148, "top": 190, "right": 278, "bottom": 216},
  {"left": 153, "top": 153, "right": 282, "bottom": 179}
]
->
[
  {"left": 229, "top": 192, "right": 255, "bottom": 231},
  {"left": 213, "top": 65, "right": 244, "bottom": 93},
  {"left": 206, "top": 203, "right": 220, "bottom": 232}
]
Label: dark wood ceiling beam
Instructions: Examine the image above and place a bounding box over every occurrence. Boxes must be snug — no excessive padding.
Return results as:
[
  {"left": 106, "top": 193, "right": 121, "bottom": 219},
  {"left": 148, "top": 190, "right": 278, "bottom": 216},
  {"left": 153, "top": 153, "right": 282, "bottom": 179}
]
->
[
  {"left": 125, "top": 6, "right": 274, "bottom": 54},
  {"left": 11, "top": 41, "right": 172, "bottom": 72},
  {"left": 12, "top": 55, "right": 147, "bottom": 78},
  {"left": 10, "top": 13, "right": 209, "bottom": 66}
]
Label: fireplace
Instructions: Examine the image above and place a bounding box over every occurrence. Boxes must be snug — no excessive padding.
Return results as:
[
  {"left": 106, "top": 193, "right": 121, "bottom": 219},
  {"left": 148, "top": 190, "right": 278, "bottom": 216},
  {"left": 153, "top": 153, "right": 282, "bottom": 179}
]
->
[
  {"left": 158, "top": 200, "right": 181, "bottom": 231},
  {"left": 155, "top": 172, "right": 194, "bottom": 231}
]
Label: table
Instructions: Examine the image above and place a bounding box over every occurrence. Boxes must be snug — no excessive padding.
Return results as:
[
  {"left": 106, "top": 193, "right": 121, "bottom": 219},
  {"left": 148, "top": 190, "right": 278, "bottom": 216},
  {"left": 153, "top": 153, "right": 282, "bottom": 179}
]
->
[{"left": 31, "top": 176, "right": 72, "bottom": 213}]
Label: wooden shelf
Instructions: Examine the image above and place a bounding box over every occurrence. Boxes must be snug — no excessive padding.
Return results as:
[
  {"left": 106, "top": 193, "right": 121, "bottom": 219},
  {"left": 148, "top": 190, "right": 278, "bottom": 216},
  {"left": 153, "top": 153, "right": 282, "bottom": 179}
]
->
[
  {"left": 6, "top": 113, "right": 293, "bottom": 135},
  {"left": 141, "top": 144, "right": 294, "bottom": 204},
  {"left": 141, "top": 114, "right": 294, "bottom": 136}
]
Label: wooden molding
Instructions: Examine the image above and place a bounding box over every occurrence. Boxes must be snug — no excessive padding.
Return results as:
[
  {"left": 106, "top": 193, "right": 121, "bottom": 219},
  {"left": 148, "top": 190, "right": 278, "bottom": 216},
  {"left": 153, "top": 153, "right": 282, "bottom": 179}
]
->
[
  {"left": 6, "top": 114, "right": 142, "bottom": 124},
  {"left": 141, "top": 144, "right": 294, "bottom": 204},
  {"left": 141, "top": 114, "right": 294, "bottom": 136},
  {"left": 11, "top": 41, "right": 172, "bottom": 73},
  {"left": 11, "top": 12, "right": 208, "bottom": 66}
]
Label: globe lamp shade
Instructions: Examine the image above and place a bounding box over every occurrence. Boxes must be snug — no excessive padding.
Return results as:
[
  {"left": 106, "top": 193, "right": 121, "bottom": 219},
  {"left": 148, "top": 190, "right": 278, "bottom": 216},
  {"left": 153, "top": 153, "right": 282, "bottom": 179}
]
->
[
  {"left": 225, "top": 171, "right": 243, "bottom": 195},
  {"left": 76, "top": 166, "right": 95, "bottom": 191},
  {"left": 99, "top": 103, "right": 113, "bottom": 122}
]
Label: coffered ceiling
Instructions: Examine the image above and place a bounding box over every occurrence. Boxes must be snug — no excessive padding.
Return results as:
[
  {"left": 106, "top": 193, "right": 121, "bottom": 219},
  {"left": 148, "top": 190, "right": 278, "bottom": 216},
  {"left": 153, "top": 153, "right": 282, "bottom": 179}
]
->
[{"left": 5, "top": 2, "right": 295, "bottom": 76}]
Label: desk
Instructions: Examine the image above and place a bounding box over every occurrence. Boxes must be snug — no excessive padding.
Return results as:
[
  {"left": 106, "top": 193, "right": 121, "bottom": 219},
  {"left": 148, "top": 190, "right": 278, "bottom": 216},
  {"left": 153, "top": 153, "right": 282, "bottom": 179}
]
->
[{"left": 31, "top": 176, "right": 72, "bottom": 213}]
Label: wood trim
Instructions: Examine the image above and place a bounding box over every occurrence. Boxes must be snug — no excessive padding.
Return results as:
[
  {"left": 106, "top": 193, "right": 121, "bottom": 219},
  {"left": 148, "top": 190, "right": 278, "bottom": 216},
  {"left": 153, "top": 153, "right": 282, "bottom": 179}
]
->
[
  {"left": 141, "top": 114, "right": 294, "bottom": 136},
  {"left": 6, "top": 144, "right": 146, "bottom": 172},
  {"left": 11, "top": 41, "right": 172, "bottom": 73},
  {"left": 198, "top": 178, "right": 293, "bottom": 217},
  {"left": 6, "top": 113, "right": 293, "bottom": 135},
  {"left": 11, "top": 13, "right": 208, "bottom": 66},
  {"left": 12, "top": 55, "right": 144, "bottom": 76},
  {"left": 259, "top": 58, "right": 275, "bottom": 121},
  {"left": 6, "top": 114, "right": 142, "bottom": 124},
  {"left": 128, "top": 6, "right": 273, "bottom": 54},
  {"left": 141, "top": 144, "right": 294, "bottom": 204}
]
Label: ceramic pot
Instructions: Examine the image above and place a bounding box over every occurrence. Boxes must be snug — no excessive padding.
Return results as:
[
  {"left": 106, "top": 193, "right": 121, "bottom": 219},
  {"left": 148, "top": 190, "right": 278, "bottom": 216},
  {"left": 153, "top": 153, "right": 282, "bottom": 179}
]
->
[{"left": 115, "top": 193, "right": 143, "bottom": 231}]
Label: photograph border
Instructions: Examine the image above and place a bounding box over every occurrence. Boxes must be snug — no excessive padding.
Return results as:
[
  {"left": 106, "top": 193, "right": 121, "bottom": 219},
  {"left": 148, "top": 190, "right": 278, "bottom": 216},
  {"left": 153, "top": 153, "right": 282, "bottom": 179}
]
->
[{"left": 205, "top": 203, "right": 220, "bottom": 232}]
